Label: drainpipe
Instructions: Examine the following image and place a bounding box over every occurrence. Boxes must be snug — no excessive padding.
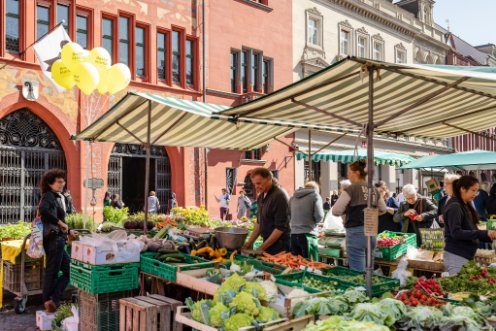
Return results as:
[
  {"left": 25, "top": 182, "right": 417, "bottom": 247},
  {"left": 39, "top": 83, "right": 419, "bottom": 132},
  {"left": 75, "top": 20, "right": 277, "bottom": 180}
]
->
[{"left": 202, "top": 0, "right": 209, "bottom": 208}]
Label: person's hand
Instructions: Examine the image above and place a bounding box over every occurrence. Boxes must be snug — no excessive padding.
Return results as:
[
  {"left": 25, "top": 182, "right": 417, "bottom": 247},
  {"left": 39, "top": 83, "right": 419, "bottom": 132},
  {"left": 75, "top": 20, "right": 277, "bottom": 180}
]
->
[
  {"left": 404, "top": 209, "right": 415, "bottom": 217},
  {"left": 58, "top": 221, "right": 69, "bottom": 233},
  {"left": 243, "top": 242, "right": 253, "bottom": 250},
  {"left": 69, "top": 230, "right": 79, "bottom": 237},
  {"left": 414, "top": 214, "right": 424, "bottom": 222},
  {"left": 488, "top": 230, "right": 496, "bottom": 240}
]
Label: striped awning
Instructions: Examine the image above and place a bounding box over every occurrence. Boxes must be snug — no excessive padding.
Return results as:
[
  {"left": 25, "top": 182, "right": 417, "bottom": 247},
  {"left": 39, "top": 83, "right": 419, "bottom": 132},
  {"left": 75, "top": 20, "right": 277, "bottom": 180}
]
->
[
  {"left": 222, "top": 57, "right": 496, "bottom": 139},
  {"left": 400, "top": 150, "right": 496, "bottom": 170},
  {"left": 72, "top": 92, "right": 295, "bottom": 150},
  {"left": 296, "top": 148, "right": 415, "bottom": 166}
]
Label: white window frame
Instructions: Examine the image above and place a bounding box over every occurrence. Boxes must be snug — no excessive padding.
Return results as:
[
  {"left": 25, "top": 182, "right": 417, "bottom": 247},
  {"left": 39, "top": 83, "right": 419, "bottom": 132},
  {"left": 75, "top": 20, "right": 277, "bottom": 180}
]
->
[
  {"left": 305, "top": 8, "right": 323, "bottom": 49},
  {"left": 338, "top": 21, "right": 353, "bottom": 57},
  {"left": 355, "top": 28, "right": 369, "bottom": 59},
  {"left": 372, "top": 35, "right": 385, "bottom": 61},
  {"left": 394, "top": 43, "right": 407, "bottom": 64}
]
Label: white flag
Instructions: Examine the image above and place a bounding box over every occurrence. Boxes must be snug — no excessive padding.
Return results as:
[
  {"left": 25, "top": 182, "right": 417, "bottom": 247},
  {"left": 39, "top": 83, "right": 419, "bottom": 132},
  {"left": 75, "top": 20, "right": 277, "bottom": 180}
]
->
[{"left": 33, "top": 24, "right": 72, "bottom": 91}]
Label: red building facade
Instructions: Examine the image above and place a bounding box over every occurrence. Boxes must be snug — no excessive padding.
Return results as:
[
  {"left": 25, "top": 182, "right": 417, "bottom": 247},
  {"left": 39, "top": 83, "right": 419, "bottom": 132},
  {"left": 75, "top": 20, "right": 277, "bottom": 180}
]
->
[{"left": 0, "top": 0, "right": 294, "bottom": 222}]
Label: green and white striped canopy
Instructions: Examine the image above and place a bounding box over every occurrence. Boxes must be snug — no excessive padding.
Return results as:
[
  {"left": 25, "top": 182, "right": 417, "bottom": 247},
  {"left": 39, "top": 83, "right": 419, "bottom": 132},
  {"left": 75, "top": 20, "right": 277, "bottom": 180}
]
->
[
  {"left": 296, "top": 148, "right": 415, "bottom": 166},
  {"left": 223, "top": 57, "right": 496, "bottom": 139},
  {"left": 72, "top": 92, "right": 296, "bottom": 150},
  {"left": 400, "top": 150, "right": 496, "bottom": 170}
]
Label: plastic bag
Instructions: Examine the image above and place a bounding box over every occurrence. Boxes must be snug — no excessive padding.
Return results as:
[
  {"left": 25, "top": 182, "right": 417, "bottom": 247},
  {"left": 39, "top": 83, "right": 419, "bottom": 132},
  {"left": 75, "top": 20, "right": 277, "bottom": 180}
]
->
[
  {"left": 323, "top": 207, "right": 345, "bottom": 231},
  {"left": 27, "top": 218, "right": 45, "bottom": 259},
  {"left": 392, "top": 257, "right": 412, "bottom": 287},
  {"left": 61, "top": 306, "right": 79, "bottom": 331}
]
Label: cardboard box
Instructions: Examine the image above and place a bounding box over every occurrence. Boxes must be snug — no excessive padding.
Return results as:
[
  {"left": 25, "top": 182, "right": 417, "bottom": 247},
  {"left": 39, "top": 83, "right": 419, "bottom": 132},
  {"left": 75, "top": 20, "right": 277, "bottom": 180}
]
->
[
  {"left": 70, "top": 241, "right": 85, "bottom": 262},
  {"left": 36, "top": 310, "right": 55, "bottom": 331},
  {"left": 82, "top": 244, "right": 118, "bottom": 265}
]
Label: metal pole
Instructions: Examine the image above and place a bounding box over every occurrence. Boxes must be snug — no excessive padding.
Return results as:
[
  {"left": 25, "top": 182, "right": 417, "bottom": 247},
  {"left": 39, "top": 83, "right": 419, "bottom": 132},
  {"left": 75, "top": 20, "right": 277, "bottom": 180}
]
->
[
  {"left": 143, "top": 100, "right": 152, "bottom": 234},
  {"left": 366, "top": 67, "right": 375, "bottom": 297},
  {"left": 308, "top": 129, "right": 312, "bottom": 180},
  {"left": 202, "top": 0, "right": 209, "bottom": 208}
]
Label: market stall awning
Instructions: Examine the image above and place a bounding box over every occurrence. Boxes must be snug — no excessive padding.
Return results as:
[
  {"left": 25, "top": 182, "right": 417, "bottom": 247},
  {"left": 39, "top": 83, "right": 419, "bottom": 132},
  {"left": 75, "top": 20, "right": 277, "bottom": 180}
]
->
[
  {"left": 72, "top": 92, "right": 295, "bottom": 150},
  {"left": 296, "top": 148, "right": 415, "bottom": 166},
  {"left": 221, "top": 57, "right": 496, "bottom": 139},
  {"left": 400, "top": 150, "right": 496, "bottom": 170}
]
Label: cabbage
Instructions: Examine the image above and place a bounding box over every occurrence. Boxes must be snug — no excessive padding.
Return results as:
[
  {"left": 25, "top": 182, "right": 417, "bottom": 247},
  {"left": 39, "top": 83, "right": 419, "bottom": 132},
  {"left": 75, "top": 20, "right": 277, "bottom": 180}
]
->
[
  {"left": 259, "top": 280, "right": 278, "bottom": 302},
  {"left": 350, "top": 303, "right": 386, "bottom": 325},
  {"left": 376, "top": 298, "right": 407, "bottom": 326},
  {"left": 401, "top": 306, "right": 444, "bottom": 330},
  {"left": 342, "top": 287, "right": 368, "bottom": 304},
  {"left": 302, "top": 315, "right": 389, "bottom": 331}
]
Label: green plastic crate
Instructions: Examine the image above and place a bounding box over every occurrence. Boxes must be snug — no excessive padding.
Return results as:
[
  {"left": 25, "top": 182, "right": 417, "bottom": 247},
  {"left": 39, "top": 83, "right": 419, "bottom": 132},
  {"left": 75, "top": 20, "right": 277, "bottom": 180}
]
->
[
  {"left": 274, "top": 271, "right": 342, "bottom": 293},
  {"left": 376, "top": 231, "right": 417, "bottom": 261},
  {"left": 223, "top": 255, "right": 288, "bottom": 275},
  {"left": 323, "top": 266, "right": 399, "bottom": 297},
  {"left": 70, "top": 260, "right": 139, "bottom": 295},
  {"left": 140, "top": 252, "right": 213, "bottom": 282}
]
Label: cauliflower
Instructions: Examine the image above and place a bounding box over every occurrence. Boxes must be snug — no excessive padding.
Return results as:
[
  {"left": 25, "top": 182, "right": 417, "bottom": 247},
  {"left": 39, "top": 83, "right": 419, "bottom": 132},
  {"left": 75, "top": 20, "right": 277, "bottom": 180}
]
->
[
  {"left": 209, "top": 302, "right": 229, "bottom": 327},
  {"left": 224, "top": 313, "right": 254, "bottom": 331},
  {"left": 230, "top": 292, "right": 260, "bottom": 316},
  {"left": 257, "top": 306, "right": 280, "bottom": 323},
  {"left": 185, "top": 298, "right": 212, "bottom": 324},
  {"left": 244, "top": 282, "right": 267, "bottom": 301},
  {"left": 223, "top": 273, "right": 247, "bottom": 291},
  {"left": 259, "top": 280, "right": 278, "bottom": 302},
  {"left": 213, "top": 289, "right": 237, "bottom": 305}
]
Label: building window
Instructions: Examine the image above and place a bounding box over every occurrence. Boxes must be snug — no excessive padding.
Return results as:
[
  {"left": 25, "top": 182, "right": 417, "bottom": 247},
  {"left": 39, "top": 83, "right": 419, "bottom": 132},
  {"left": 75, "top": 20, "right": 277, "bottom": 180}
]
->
[
  {"left": 230, "top": 50, "right": 239, "bottom": 93},
  {"left": 37, "top": 4, "right": 51, "bottom": 40},
  {"left": 373, "top": 39, "right": 384, "bottom": 61},
  {"left": 262, "top": 58, "right": 272, "bottom": 94},
  {"left": 57, "top": 3, "right": 70, "bottom": 33},
  {"left": 6, "top": 0, "right": 21, "bottom": 54},
  {"left": 251, "top": 52, "right": 262, "bottom": 92},
  {"left": 339, "top": 29, "right": 351, "bottom": 56},
  {"left": 102, "top": 17, "right": 114, "bottom": 60},
  {"left": 357, "top": 35, "right": 368, "bottom": 58},
  {"left": 395, "top": 48, "right": 407, "bottom": 64},
  {"left": 245, "top": 149, "right": 262, "bottom": 160},
  {"left": 157, "top": 32, "right": 167, "bottom": 80},
  {"left": 307, "top": 17, "right": 322, "bottom": 47},
  {"left": 76, "top": 14, "right": 89, "bottom": 49},
  {"left": 172, "top": 30, "right": 181, "bottom": 84},
  {"left": 119, "top": 16, "right": 130, "bottom": 66},
  {"left": 135, "top": 26, "right": 146, "bottom": 78},
  {"left": 241, "top": 50, "right": 249, "bottom": 93},
  {"left": 185, "top": 39, "right": 194, "bottom": 86}
]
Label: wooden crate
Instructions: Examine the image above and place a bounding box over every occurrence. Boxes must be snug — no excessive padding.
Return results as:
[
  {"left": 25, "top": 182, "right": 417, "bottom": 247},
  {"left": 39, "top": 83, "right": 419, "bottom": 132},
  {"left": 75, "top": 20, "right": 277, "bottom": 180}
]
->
[
  {"left": 119, "top": 295, "right": 182, "bottom": 331},
  {"left": 175, "top": 268, "right": 221, "bottom": 296},
  {"left": 264, "top": 316, "right": 314, "bottom": 331}
]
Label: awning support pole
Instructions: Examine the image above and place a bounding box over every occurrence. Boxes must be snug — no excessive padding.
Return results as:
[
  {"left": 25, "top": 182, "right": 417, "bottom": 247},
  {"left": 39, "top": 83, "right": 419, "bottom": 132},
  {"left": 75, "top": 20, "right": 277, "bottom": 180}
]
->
[
  {"left": 292, "top": 98, "right": 363, "bottom": 127},
  {"left": 366, "top": 67, "right": 375, "bottom": 297},
  {"left": 143, "top": 100, "right": 152, "bottom": 234},
  {"left": 442, "top": 122, "right": 496, "bottom": 143},
  {"left": 313, "top": 132, "right": 348, "bottom": 155},
  {"left": 117, "top": 121, "right": 145, "bottom": 145},
  {"left": 308, "top": 129, "right": 312, "bottom": 180}
]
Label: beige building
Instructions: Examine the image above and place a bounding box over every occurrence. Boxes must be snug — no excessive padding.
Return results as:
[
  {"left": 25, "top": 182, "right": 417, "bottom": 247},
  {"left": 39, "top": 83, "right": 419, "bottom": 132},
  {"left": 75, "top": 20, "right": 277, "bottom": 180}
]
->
[{"left": 292, "top": 0, "right": 452, "bottom": 195}]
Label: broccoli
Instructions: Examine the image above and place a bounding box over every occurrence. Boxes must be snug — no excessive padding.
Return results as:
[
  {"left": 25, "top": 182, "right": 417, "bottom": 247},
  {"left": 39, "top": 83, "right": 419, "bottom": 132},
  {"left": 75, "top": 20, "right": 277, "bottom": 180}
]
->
[
  {"left": 230, "top": 292, "right": 260, "bottom": 316},
  {"left": 224, "top": 313, "right": 254, "bottom": 331},
  {"left": 257, "top": 306, "right": 280, "bottom": 323},
  {"left": 209, "top": 302, "right": 229, "bottom": 327},
  {"left": 223, "top": 273, "right": 247, "bottom": 291},
  {"left": 244, "top": 282, "right": 267, "bottom": 301},
  {"left": 186, "top": 298, "right": 212, "bottom": 324}
]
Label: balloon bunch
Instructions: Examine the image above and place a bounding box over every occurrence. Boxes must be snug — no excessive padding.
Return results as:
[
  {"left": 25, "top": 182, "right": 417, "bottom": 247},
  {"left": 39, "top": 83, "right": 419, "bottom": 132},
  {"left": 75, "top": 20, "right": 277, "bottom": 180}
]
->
[{"left": 51, "top": 42, "right": 131, "bottom": 95}]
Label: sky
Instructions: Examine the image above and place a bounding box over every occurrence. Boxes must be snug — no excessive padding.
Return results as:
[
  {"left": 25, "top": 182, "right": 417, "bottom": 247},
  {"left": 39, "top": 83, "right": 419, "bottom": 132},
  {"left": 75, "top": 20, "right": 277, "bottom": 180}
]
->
[{"left": 433, "top": 0, "right": 494, "bottom": 46}]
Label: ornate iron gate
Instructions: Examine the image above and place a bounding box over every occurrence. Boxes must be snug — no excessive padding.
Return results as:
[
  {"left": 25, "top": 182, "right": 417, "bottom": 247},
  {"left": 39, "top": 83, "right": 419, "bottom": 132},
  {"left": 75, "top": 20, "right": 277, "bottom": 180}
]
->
[
  {"left": 108, "top": 144, "right": 171, "bottom": 213},
  {"left": 0, "top": 109, "right": 66, "bottom": 224}
]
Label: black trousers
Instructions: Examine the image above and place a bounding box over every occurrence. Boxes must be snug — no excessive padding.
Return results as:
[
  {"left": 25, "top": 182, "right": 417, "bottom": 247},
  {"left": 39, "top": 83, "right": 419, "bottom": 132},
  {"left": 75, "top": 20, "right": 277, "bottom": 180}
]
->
[
  {"left": 42, "top": 235, "right": 70, "bottom": 304},
  {"left": 290, "top": 233, "right": 309, "bottom": 258}
]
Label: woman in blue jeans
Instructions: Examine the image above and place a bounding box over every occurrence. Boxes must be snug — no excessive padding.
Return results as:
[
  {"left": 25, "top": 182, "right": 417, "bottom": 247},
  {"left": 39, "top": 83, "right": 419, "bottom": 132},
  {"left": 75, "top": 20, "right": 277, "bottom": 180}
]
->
[
  {"left": 39, "top": 169, "right": 76, "bottom": 312},
  {"left": 332, "top": 160, "right": 387, "bottom": 271}
]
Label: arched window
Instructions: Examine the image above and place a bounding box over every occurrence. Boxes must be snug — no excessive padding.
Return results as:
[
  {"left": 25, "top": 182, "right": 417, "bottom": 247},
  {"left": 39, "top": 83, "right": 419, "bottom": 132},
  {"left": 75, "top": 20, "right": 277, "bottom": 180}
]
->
[{"left": 0, "top": 109, "right": 66, "bottom": 223}]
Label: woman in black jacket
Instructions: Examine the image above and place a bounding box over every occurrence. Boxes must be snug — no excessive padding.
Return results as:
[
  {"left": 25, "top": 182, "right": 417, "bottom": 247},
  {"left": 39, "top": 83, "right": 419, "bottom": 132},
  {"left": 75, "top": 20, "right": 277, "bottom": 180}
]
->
[
  {"left": 39, "top": 169, "right": 75, "bottom": 312},
  {"left": 444, "top": 176, "right": 496, "bottom": 276}
]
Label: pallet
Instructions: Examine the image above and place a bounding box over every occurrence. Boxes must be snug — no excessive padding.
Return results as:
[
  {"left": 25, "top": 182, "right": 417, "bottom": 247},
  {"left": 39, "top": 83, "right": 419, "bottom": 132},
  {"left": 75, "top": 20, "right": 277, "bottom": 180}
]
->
[{"left": 119, "top": 295, "right": 182, "bottom": 331}]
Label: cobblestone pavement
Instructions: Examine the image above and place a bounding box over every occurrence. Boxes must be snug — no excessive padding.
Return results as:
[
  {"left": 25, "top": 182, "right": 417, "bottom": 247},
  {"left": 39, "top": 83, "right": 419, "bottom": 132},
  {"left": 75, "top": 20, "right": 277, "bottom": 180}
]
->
[{"left": 0, "top": 293, "right": 41, "bottom": 331}]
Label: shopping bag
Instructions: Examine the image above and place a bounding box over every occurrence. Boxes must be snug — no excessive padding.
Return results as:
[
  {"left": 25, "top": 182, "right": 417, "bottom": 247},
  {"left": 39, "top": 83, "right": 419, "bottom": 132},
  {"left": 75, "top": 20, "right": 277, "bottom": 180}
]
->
[{"left": 27, "top": 217, "right": 45, "bottom": 259}]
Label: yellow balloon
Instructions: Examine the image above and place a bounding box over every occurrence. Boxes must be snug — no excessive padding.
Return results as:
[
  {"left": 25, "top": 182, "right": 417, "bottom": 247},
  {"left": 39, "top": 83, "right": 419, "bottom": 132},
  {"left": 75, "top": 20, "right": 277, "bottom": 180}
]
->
[
  {"left": 73, "top": 63, "right": 100, "bottom": 95},
  {"left": 51, "top": 59, "right": 75, "bottom": 90},
  {"left": 106, "top": 63, "right": 131, "bottom": 94},
  {"left": 97, "top": 68, "right": 109, "bottom": 94},
  {"left": 61, "top": 42, "right": 86, "bottom": 71},
  {"left": 89, "top": 47, "right": 111, "bottom": 74}
]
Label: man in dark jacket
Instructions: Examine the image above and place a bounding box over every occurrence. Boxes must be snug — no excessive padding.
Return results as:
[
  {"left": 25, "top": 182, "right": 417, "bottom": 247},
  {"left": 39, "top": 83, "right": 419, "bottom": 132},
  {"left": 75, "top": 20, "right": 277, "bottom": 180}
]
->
[{"left": 243, "top": 168, "right": 290, "bottom": 255}]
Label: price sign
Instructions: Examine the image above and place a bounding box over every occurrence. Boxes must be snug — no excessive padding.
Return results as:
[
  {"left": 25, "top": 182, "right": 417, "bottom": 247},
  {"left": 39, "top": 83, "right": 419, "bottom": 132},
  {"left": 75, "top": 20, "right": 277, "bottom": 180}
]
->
[
  {"left": 364, "top": 208, "right": 379, "bottom": 236},
  {"left": 84, "top": 178, "right": 104, "bottom": 190}
]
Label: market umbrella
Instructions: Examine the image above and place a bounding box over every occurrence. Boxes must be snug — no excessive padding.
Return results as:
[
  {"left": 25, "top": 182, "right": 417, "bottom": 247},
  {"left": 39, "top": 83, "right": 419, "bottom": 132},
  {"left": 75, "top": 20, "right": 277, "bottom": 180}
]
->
[
  {"left": 296, "top": 148, "right": 415, "bottom": 167},
  {"left": 400, "top": 150, "right": 496, "bottom": 170}
]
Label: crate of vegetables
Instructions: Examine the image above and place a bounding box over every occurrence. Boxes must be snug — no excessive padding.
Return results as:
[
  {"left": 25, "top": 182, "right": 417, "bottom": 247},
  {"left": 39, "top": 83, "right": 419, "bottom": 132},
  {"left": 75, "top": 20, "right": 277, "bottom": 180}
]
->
[
  {"left": 274, "top": 271, "right": 342, "bottom": 293},
  {"left": 231, "top": 254, "right": 288, "bottom": 275},
  {"left": 140, "top": 251, "right": 214, "bottom": 282},
  {"left": 322, "top": 266, "right": 399, "bottom": 296},
  {"left": 375, "top": 231, "right": 416, "bottom": 261}
]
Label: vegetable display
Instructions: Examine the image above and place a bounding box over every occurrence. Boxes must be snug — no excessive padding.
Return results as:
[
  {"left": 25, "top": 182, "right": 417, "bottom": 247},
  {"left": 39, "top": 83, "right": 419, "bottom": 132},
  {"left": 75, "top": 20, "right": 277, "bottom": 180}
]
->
[
  {"left": 303, "top": 315, "right": 389, "bottom": 331},
  {"left": 377, "top": 237, "right": 401, "bottom": 248},
  {"left": 396, "top": 278, "right": 446, "bottom": 307},
  {"left": 302, "top": 276, "right": 339, "bottom": 292},
  {"left": 103, "top": 206, "right": 129, "bottom": 224},
  {"left": 65, "top": 213, "right": 96, "bottom": 231},
  {"left": 0, "top": 221, "right": 31, "bottom": 241},
  {"left": 260, "top": 252, "right": 332, "bottom": 270},
  {"left": 440, "top": 261, "right": 496, "bottom": 296},
  {"left": 293, "top": 288, "right": 368, "bottom": 318}
]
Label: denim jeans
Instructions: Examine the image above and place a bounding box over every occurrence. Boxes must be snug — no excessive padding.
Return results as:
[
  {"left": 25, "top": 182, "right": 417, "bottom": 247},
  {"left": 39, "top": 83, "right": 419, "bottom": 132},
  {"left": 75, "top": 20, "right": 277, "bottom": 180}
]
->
[
  {"left": 345, "top": 226, "right": 376, "bottom": 272},
  {"left": 42, "top": 235, "right": 70, "bottom": 305}
]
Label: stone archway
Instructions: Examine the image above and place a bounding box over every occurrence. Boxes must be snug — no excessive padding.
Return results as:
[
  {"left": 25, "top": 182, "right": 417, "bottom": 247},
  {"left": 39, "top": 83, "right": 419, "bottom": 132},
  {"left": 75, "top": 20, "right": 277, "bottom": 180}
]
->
[{"left": 0, "top": 109, "right": 67, "bottom": 223}]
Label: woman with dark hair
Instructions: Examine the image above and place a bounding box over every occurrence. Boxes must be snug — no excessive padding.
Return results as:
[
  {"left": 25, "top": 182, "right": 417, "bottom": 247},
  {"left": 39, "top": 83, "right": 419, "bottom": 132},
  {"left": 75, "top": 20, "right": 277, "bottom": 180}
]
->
[
  {"left": 332, "top": 160, "right": 387, "bottom": 272},
  {"left": 110, "top": 193, "right": 125, "bottom": 209},
  {"left": 39, "top": 169, "right": 75, "bottom": 312},
  {"left": 443, "top": 176, "right": 496, "bottom": 275}
]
